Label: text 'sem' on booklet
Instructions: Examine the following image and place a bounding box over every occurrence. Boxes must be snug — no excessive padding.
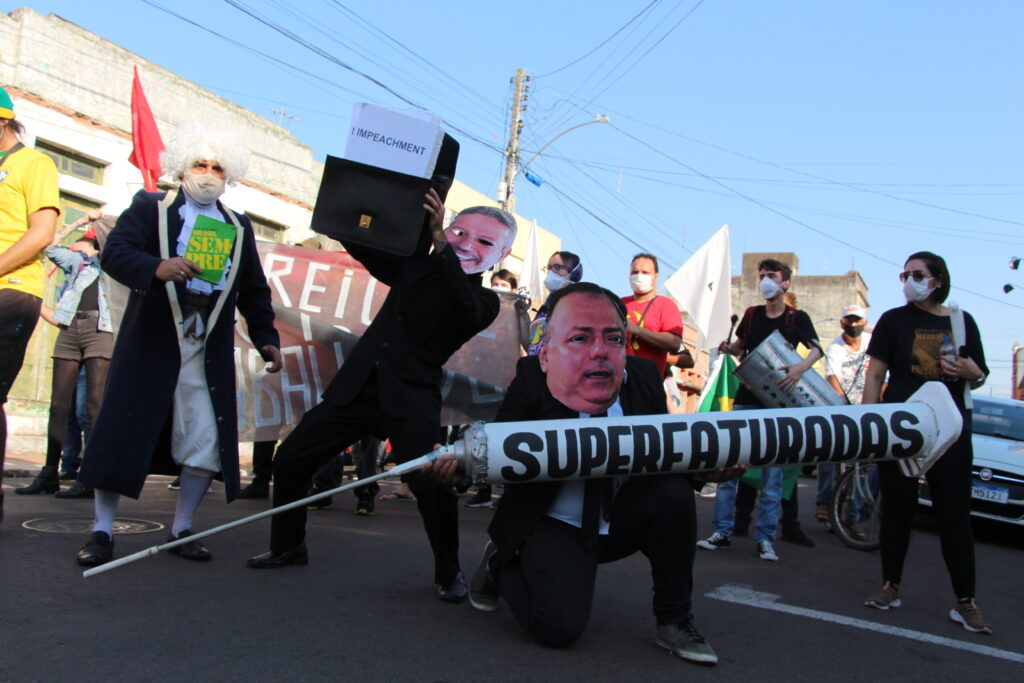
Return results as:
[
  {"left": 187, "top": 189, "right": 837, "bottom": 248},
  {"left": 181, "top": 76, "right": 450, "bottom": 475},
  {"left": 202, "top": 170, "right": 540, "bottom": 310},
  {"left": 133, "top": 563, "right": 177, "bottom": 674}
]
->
[{"left": 185, "top": 215, "right": 237, "bottom": 284}]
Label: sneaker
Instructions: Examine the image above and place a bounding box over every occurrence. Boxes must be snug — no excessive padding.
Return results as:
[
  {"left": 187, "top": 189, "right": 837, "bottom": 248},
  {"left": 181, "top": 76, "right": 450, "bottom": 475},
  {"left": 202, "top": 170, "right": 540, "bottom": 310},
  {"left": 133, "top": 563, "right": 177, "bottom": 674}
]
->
[
  {"left": 844, "top": 520, "right": 866, "bottom": 541},
  {"left": 865, "top": 583, "right": 901, "bottom": 610},
  {"left": 757, "top": 541, "right": 779, "bottom": 562},
  {"left": 950, "top": 599, "right": 992, "bottom": 635},
  {"left": 814, "top": 507, "right": 829, "bottom": 523},
  {"left": 354, "top": 497, "right": 375, "bottom": 516},
  {"left": 307, "top": 495, "right": 333, "bottom": 510},
  {"left": 655, "top": 618, "right": 718, "bottom": 665},
  {"left": 468, "top": 540, "right": 500, "bottom": 612},
  {"left": 696, "top": 532, "right": 731, "bottom": 550},
  {"left": 464, "top": 487, "right": 493, "bottom": 508},
  {"left": 167, "top": 477, "right": 181, "bottom": 490}
]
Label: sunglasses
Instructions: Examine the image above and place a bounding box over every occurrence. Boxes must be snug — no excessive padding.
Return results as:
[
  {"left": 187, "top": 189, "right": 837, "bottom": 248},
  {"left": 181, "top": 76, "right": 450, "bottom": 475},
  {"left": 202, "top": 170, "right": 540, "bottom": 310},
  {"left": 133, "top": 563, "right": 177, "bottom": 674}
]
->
[{"left": 899, "top": 270, "right": 930, "bottom": 283}]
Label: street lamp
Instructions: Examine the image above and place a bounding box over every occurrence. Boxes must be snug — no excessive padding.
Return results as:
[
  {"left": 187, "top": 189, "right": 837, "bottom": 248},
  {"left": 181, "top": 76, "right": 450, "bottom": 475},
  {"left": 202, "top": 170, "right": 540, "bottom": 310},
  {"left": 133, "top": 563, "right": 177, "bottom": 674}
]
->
[{"left": 498, "top": 115, "right": 609, "bottom": 212}]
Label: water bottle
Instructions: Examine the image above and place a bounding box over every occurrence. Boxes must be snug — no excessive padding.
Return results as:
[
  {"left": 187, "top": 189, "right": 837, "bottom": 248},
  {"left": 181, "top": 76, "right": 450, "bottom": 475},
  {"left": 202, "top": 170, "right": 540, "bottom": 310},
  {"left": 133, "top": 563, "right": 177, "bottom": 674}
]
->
[{"left": 939, "top": 336, "right": 957, "bottom": 382}]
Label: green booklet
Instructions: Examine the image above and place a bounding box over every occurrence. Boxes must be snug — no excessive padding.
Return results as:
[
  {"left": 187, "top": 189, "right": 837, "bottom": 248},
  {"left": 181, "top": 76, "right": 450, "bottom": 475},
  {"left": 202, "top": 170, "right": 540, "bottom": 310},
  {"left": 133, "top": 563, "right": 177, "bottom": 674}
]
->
[{"left": 185, "top": 215, "right": 237, "bottom": 284}]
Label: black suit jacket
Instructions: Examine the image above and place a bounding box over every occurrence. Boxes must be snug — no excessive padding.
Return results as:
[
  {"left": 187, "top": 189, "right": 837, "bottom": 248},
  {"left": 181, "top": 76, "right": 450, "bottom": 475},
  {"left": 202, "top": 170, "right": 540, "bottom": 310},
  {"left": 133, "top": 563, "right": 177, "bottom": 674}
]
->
[
  {"left": 323, "top": 234, "right": 499, "bottom": 422},
  {"left": 488, "top": 355, "right": 677, "bottom": 562}
]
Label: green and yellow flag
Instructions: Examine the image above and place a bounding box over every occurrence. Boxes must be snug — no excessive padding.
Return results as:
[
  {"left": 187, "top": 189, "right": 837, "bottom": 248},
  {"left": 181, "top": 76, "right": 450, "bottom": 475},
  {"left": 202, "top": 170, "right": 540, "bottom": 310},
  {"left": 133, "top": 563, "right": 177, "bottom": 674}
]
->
[{"left": 698, "top": 354, "right": 740, "bottom": 413}]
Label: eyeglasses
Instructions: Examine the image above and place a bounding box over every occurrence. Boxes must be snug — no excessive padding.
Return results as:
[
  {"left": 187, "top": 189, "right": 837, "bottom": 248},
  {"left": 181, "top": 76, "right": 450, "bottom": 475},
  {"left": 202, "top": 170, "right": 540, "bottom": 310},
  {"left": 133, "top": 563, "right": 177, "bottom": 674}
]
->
[
  {"left": 543, "top": 263, "right": 570, "bottom": 274},
  {"left": 899, "top": 270, "right": 929, "bottom": 283}
]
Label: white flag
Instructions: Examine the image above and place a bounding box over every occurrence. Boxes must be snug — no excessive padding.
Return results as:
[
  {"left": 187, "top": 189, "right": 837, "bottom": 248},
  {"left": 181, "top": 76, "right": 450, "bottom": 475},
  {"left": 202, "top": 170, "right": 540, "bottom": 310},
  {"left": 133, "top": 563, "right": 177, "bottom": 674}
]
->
[
  {"left": 519, "top": 220, "right": 544, "bottom": 300},
  {"left": 664, "top": 224, "right": 732, "bottom": 354}
]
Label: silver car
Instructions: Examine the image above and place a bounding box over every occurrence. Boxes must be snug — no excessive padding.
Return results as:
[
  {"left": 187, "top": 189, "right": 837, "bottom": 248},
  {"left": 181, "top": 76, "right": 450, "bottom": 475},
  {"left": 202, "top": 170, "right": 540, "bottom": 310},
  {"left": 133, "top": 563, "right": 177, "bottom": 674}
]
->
[{"left": 919, "top": 395, "right": 1024, "bottom": 526}]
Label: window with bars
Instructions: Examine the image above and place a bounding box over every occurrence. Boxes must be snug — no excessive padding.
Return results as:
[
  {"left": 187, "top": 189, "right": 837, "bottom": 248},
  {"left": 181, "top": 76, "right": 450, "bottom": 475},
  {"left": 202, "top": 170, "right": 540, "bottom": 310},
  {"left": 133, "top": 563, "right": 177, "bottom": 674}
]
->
[{"left": 35, "top": 140, "right": 105, "bottom": 184}]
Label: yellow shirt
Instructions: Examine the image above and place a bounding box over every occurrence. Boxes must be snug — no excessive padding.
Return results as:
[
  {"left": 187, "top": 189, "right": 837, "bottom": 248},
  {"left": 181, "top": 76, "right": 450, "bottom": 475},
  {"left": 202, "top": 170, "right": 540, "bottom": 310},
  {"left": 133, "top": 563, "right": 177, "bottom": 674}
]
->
[{"left": 0, "top": 145, "right": 60, "bottom": 297}]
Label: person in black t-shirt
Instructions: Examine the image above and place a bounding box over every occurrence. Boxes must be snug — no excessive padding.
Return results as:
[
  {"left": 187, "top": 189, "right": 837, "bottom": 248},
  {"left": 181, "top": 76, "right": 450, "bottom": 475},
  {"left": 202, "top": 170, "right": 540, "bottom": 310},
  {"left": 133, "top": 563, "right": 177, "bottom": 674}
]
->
[
  {"left": 861, "top": 251, "right": 992, "bottom": 635},
  {"left": 697, "top": 258, "right": 822, "bottom": 561}
]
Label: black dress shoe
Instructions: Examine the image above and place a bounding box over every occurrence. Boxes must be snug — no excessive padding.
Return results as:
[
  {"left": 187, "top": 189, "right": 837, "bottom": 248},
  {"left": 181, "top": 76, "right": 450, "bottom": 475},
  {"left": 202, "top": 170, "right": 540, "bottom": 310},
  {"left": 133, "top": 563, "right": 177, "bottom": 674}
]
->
[
  {"left": 77, "top": 531, "right": 114, "bottom": 567},
  {"left": 437, "top": 570, "right": 468, "bottom": 603},
  {"left": 237, "top": 481, "right": 270, "bottom": 499},
  {"left": 246, "top": 545, "right": 308, "bottom": 568},
  {"left": 55, "top": 481, "right": 94, "bottom": 499},
  {"left": 167, "top": 529, "right": 212, "bottom": 561}
]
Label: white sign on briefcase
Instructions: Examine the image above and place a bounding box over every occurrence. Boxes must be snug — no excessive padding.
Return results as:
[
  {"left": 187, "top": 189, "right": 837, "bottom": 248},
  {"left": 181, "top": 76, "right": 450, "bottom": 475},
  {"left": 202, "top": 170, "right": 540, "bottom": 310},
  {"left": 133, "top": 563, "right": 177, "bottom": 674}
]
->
[{"left": 346, "top": 103, "right": 443, "bottom": 179}]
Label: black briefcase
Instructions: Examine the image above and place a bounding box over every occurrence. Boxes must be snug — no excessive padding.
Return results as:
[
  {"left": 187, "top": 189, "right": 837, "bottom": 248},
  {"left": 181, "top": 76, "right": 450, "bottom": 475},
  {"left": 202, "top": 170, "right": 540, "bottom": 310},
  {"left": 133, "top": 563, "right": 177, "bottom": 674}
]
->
[{"left": 311, "top": 134, "right": 460, "bottom": 258}]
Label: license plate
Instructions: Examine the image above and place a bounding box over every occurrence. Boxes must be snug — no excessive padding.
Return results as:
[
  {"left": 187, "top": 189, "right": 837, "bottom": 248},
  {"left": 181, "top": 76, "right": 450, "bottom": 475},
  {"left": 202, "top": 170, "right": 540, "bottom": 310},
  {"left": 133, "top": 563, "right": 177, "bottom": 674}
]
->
[{"left": 971, "top": 483, "right": 1009, "bottom": 504}]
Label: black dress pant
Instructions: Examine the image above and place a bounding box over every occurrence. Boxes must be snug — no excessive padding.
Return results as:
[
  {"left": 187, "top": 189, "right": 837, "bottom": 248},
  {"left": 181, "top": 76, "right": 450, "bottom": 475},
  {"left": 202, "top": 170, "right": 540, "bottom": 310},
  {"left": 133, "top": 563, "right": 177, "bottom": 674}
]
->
[
  {"left": 270, "top": 382, "right": 459, "bottom": 584},
  {"left": 496, "top": 475, "right": 696, "bottom": 648}
]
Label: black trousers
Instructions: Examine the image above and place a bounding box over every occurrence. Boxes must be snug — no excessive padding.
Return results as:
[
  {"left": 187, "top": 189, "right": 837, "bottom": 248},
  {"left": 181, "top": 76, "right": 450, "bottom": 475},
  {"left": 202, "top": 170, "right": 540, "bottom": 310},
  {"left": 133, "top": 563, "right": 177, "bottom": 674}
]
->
[
  {"left": 269, "top": 383, "right": 458, "bottom": 584},
  {"left": 878, "top": 414, "right": 975, "bottom": 598},
  {"left": 496, "top": 475, "right": 696, "bottom": 648}
]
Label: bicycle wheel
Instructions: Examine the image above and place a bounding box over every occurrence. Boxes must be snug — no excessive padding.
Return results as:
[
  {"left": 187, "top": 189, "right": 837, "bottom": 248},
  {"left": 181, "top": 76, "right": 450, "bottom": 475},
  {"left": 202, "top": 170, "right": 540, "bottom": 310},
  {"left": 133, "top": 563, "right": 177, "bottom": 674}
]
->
[{"left": 830, "top": 465, "right": 881, "bottom": 551}]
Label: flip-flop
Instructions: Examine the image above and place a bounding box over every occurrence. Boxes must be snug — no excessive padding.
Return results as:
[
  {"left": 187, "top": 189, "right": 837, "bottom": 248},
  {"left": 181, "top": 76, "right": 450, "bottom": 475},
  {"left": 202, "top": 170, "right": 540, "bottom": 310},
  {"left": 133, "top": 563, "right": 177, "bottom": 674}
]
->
[{"left": 378, "top": 491, "right": 413, "bottom": 501}]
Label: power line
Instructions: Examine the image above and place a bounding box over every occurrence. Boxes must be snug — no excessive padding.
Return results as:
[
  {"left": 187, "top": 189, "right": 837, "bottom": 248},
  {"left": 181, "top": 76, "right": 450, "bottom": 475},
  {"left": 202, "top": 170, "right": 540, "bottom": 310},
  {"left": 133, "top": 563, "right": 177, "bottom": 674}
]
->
[
  {"left": 536, "top": 1, "right": 661, "bottom": 78},
  {"left": 611, "top": 123, "right": 1024, "bottom": 311}
]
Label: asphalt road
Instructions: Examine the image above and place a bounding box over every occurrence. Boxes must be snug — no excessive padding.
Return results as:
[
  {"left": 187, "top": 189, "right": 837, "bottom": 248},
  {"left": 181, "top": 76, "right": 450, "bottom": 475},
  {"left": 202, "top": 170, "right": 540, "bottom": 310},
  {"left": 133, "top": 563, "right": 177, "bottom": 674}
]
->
[{"left": 1, "top": 475, "right": 1021, "bottom": 682}]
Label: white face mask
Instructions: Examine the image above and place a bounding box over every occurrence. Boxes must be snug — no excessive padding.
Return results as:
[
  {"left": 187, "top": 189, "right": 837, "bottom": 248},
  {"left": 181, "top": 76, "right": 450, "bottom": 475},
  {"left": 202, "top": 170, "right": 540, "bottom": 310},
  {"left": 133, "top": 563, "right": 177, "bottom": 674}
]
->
[
  {"left": 491, "top": 284, "right": 512, "bottom": 292},
  {"left": 630, "top": 273, "right": 654, "bottom": 294},
  {"left": 903, "top": 277, "right": 933, "bottom": 303},
  {"left": 181, "top": 173, "right": 226, "bottom": 206},
  {"left": 544, "top": 270, "right": 570, "bottom": 292},
  {"left": 759, "top": 276, "right": 782, "bottom": 300}
]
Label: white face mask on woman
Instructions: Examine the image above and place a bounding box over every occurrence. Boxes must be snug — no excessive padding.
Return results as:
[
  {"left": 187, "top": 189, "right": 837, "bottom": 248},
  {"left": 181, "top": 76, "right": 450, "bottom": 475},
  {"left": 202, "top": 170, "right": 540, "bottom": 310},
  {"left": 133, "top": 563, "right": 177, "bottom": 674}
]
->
[
  {"left": 903, "top": 277, "right": 934, "bottom": 303},
  {"left": 181, "top": 173, "right": 226, "bottom": 206},
  {"left": 759, "top": 276, "right": 782, "bottom": 300},
  {"left": 544, "top": 270, "right": 570, "bottom": 292},
  {"left": 491, "top": 284, "right": 512, "bottom": 292}
]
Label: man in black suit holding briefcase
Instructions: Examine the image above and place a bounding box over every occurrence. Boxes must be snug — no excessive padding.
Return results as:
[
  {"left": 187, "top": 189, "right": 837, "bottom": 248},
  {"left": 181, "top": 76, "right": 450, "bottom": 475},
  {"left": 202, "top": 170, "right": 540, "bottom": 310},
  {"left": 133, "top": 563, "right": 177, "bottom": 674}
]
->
[{"left": 247, "top": 188, "right": 516, "bottom": 604}]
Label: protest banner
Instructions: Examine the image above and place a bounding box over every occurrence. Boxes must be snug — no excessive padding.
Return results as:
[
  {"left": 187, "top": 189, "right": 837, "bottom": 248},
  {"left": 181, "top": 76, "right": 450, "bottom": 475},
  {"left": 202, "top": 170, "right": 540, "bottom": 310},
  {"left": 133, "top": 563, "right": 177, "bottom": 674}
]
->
[{"left": 233, "top": 242, "right": 522, "bottom": 441}]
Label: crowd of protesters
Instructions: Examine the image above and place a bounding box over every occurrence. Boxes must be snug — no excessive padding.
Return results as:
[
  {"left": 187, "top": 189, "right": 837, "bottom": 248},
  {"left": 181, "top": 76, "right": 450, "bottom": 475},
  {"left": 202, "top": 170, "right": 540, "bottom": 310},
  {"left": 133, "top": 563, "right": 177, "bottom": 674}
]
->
[{"left": 0, "top": 83, "right": 993, "bottom": 669}]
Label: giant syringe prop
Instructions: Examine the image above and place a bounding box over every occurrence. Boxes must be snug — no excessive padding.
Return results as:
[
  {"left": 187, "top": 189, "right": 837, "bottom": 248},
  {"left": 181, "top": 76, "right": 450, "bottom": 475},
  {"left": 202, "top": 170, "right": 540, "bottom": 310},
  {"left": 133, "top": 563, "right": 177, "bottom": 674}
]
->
[{"left": 84, "top": 382, "right": 959, "bottom": 578}]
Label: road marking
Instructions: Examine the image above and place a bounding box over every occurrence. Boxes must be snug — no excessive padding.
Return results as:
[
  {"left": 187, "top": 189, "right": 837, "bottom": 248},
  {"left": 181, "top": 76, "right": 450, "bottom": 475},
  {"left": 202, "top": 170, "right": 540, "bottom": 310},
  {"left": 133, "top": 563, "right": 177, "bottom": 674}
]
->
[{"left": 705, "top": 583, "right": 1024, "bottom": 665}]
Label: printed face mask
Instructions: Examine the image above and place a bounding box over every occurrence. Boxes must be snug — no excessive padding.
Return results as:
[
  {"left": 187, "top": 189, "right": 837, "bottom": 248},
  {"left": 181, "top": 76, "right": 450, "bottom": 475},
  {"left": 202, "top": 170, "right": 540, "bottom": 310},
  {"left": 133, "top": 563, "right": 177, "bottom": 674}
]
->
[
  {"left": 759, "top": 276, "right": 781, "bottom": 300},
  {"left": 544, "top": 270, "right": 570, "bottom": 292},
  {"left": 903, "top": 278, "right": 933, "bottom": 303},
  {"left": 181, "top": 173, "right": 226, "bottom": 205},
  {"left": 630, "top": 273, "right": 654, "bottom": 294}
]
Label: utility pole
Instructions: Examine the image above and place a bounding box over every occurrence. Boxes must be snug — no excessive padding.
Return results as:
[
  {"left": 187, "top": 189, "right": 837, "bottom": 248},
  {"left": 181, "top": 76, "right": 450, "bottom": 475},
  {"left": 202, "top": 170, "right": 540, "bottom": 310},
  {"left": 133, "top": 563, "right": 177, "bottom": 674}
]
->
[{"left": 499, "top": 69, "right": 527, "bottom": 212}]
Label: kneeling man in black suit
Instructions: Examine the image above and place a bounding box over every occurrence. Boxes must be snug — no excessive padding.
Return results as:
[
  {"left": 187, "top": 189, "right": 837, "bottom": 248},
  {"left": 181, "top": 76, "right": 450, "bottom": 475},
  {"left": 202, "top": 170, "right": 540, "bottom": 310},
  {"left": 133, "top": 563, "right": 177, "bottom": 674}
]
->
[{"left": 429, "top": 283, "right": 736, "bottom": 665}]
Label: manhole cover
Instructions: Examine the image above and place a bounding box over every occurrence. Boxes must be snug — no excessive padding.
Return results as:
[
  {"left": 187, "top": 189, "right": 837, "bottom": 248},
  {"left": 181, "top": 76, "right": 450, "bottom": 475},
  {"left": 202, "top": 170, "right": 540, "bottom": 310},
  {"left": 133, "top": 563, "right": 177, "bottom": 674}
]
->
[{"left": 22, "top": 517, "right": 165, "bottom": 534}]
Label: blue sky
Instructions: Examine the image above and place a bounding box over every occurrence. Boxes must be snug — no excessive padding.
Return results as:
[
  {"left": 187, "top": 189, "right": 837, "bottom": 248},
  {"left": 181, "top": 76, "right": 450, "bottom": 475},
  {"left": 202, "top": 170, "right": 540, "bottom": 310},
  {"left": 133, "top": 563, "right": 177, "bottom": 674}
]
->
[{"left": 7, "top": 1, "right": 1023, "bottom": 394}]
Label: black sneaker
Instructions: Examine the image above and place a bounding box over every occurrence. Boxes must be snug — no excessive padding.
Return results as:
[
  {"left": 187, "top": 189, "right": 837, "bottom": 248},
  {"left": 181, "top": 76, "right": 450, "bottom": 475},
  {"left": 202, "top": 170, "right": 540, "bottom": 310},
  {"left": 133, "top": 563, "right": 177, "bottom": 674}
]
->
[
  {"left": 696, "top": 532, "right": 731, "bottom": 550},
  {"left": 167, "top": 477, "right": 181, "bottom": 490},
  {"left": 469, "top": 541, "right": 499, "bottom": 612},
  {"left": 437, "top": 570, "right": 468, "bottom": 603},
  {"left": 307, "top": 495, "right": 333, "bottom": 510},
  {"left": 655, "top": 618, "right": 718, "bottom": 665},
  {"left": 354, "top": 497, "right": 375, "bottom": 516}
]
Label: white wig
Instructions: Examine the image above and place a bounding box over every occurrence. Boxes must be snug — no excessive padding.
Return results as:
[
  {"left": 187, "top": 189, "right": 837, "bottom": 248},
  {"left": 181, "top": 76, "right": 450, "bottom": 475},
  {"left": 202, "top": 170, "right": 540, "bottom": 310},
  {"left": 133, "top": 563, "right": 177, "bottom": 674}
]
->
[{"left": 161, "top": 120, "right": 251, "bottom": 185}]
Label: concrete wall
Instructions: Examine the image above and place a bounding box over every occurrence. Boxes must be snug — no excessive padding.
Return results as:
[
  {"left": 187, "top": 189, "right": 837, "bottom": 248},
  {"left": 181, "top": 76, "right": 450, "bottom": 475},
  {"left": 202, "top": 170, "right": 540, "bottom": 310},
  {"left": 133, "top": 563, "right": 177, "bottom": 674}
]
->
[{"left": 0, "top": 8, "right": 319, "bottom": 209}]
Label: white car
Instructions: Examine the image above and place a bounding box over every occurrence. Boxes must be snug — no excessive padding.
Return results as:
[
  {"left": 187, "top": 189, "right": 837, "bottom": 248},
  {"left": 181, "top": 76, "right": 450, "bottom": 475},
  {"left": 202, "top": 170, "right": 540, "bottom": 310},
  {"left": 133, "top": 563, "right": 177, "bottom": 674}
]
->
[{"left": 919, "top": 395, "right": 1024, "bottom": 526}]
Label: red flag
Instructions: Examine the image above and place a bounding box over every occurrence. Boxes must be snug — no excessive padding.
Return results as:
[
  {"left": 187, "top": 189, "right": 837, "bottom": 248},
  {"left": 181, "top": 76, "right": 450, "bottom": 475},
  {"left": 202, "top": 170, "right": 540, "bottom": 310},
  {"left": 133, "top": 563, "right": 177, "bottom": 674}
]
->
[{"left": 128, "top": 65, "right": 165, "bottom": 192}]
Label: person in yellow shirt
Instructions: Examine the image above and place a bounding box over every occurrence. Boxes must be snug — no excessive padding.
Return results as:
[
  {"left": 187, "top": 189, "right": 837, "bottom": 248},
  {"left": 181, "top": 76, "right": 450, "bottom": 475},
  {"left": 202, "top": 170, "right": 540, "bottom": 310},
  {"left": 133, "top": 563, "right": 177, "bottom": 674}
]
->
[{"left": 0, "top": 85, "right": 60, "bottom": 522}]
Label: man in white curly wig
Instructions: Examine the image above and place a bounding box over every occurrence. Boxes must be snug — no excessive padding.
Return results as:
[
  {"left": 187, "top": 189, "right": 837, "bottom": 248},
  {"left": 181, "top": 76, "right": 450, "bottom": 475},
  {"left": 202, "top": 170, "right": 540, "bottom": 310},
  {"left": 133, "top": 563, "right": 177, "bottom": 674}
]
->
[{"left": 75, "top": 121, "right": 282, "bottom": 567}]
